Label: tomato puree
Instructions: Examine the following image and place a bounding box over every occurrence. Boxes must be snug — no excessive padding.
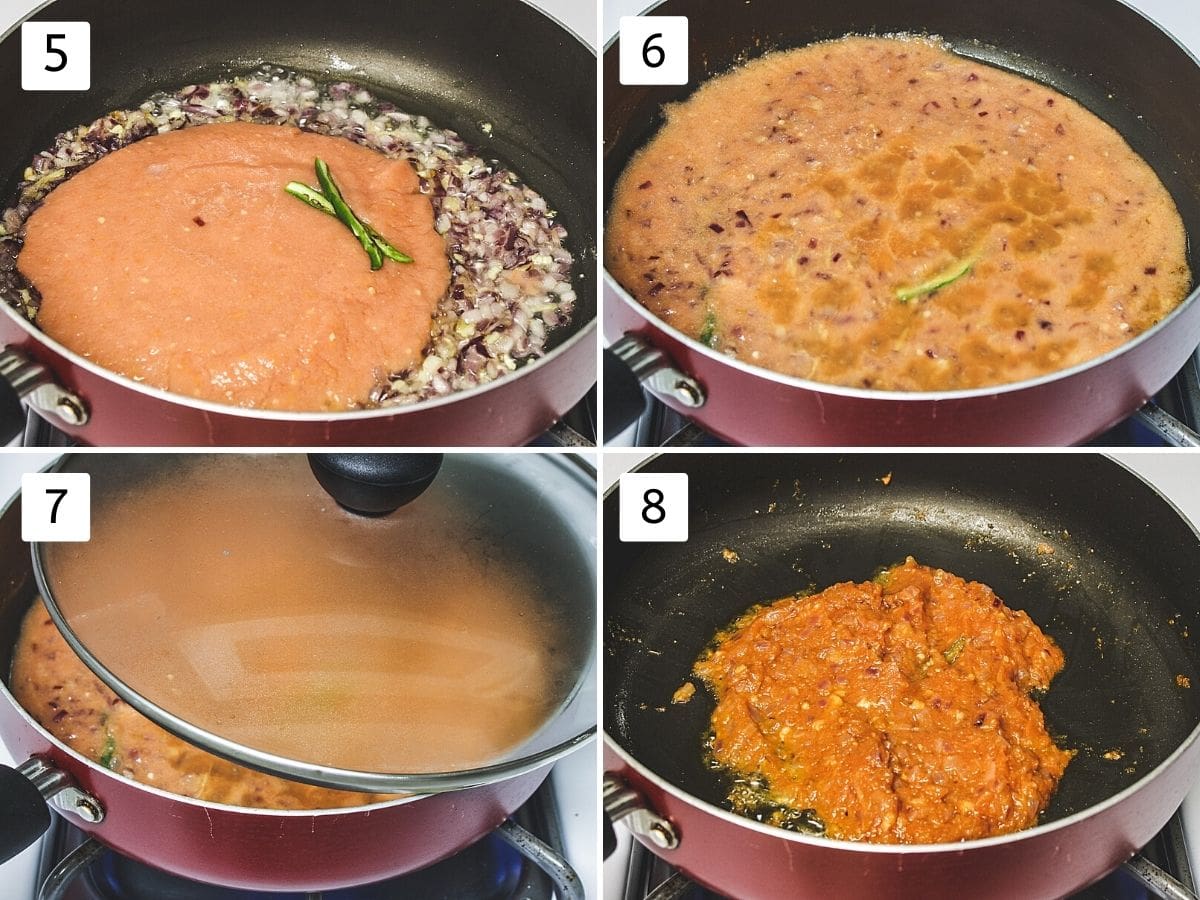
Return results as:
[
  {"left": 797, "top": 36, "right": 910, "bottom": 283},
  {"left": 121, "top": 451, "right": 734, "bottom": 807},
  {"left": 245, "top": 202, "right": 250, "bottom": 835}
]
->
[
  {"left": 693, "top": 558, "right": 1073, "bottom": 843},
  {"left": 19, "top": 122, "right": 450, "bottom": 410},
  {"left": 608, "top": 36, "right": 1190, "bottom": 391}
]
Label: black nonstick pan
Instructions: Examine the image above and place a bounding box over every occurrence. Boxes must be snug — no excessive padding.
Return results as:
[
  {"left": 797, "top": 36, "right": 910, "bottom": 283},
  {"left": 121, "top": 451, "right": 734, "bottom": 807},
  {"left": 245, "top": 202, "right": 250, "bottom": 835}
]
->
[
  {"left": 0, "top": 0, "right": 596, "bottom": 445},
  {"left": 605, "top": 453, "right": 1200, "bottom": 898}
]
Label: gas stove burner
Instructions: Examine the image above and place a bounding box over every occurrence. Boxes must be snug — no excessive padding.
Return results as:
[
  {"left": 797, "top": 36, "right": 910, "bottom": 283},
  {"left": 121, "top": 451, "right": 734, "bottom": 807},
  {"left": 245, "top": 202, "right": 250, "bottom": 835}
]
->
[{"left": 35, "top": 781, "right": 581, "bottom": 900}]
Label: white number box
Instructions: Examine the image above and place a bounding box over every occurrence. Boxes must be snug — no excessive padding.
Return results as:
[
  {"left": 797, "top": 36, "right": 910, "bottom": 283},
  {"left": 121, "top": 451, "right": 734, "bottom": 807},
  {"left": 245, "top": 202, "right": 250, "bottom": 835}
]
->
[
  {"left": 21, "top": 22, "right": 90, "bottom": 91},
  {"left": 619, "top": 16, "right": 689, "bottom": 86},
  {"left": 22, "top": 473, "right": 91, "bottom": 542},
  {"left": 619, "top": 472, "right": 688, "bottom": 542}
]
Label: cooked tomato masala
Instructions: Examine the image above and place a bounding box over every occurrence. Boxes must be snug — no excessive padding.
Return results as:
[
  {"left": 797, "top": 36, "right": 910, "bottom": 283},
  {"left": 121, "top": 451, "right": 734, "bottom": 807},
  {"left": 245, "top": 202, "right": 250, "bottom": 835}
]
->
[
  {"left": 607, "top": 36, "right": 1190, "bottom": 391},
  {"left": 693, "top": 558, "right": 1073, "bottom": 843}
]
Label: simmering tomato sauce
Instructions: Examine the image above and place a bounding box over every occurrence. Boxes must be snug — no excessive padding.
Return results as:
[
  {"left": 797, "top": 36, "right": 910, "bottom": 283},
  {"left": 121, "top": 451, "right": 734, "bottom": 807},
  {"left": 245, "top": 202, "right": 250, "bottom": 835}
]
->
[
  {"left": 11, "top": 598, "right": 396, "bottom": 809},
  {"left": 608, "top": 36, "right": 1190, "bottom": 391}
]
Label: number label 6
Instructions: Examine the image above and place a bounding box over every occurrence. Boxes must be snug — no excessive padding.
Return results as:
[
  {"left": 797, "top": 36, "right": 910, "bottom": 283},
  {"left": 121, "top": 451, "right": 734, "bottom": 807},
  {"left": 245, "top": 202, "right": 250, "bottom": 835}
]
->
[
  {"left": 619, "top": 16, "right": 689, "bottom": 86},
  {"left": 642, "top": 33, "right": 666, "bottom": 69}
]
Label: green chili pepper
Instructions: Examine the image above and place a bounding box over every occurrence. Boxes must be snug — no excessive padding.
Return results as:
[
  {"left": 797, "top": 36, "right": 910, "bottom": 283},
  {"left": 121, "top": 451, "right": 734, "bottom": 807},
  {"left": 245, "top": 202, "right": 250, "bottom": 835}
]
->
[
  {"left": 943, "top": 635, "right": 968, "bottom": 665},
  {"left": 285, "top": 181, "right": 334, "bottom": 214},
  {"left": 314, "top": 158, "right": 383, "bottom": 270},
  {"left": 699, "top": 307, "right": 719, "bottom": 348},
  {"left": 897, "top": 257, "right": 976, "bottom": 303},
  {"left": 99, "top": 732, "right": 118, "bottom": 770},
  {"left": 285, "top": 179, "right": 413, "bottom": 265},
  {"left": 365, "top": 225, "right": 414, "bottom": 264}
]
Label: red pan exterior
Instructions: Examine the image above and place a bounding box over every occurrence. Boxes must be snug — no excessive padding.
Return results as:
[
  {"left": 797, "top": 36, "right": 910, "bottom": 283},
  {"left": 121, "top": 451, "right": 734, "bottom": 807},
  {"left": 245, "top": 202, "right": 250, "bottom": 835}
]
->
[
  {"left": 605, "top": 284, "right": 1200, "bottom": 446},
  {"left": 605, "top": 734, "right": 1200, "bottom": 900},
  {"left": 0, "top": 312, "right": 595, "bottom": 446},
  {"left": 0, "top": 691, "right": 550, "bottom": 890}
]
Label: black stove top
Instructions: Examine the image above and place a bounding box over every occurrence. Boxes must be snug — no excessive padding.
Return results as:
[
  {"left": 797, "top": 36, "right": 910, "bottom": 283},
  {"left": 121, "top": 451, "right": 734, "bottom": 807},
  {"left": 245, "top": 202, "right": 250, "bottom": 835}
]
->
[{"left": 35, "top": 780, "right": 569, "bottom": 900}]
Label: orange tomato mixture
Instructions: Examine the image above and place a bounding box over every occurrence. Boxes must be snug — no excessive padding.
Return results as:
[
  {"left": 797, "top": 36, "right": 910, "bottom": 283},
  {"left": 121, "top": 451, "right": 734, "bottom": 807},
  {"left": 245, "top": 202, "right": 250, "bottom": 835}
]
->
[{"left": 693, "top": 558, "right": 1073, "bottom": 843}]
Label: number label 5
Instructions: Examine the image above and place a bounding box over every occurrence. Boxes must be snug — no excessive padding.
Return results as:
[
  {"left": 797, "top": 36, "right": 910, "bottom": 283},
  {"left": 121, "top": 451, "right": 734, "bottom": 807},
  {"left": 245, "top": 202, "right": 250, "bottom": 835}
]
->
[
  {"left": 619, "top": 473, "right": 688, "bottom": 542},
  {"left": 21, "top": 22, "right": 91, "bottom": 91},
  {"left": 619, "top": 16, "right": 688, "bottom": 86},
  {"left": 22, "top": 473, "right": 91, "bottom": 542}
]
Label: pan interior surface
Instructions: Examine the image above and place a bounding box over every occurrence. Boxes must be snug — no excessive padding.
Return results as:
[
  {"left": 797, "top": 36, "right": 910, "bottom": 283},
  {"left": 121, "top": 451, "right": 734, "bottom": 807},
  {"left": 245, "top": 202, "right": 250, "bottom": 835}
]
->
[
  {"left": 604, "top": 0, "right": 1200, "bottom": 288},
  {"left": 605, "top": 454, "right": 1200, "bottom": 836}
]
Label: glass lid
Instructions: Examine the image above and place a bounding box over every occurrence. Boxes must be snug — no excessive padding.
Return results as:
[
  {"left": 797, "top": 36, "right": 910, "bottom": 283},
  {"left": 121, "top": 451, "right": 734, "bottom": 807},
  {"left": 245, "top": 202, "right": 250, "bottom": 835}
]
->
[{"left": 30, "top": 453, "right": 596, "bottom": 794}]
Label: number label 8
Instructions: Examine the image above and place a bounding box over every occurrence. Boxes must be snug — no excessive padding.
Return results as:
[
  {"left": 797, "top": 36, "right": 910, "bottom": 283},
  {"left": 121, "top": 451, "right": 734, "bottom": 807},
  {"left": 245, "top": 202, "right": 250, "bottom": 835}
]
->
[{"left": 620, "top": 473, "right": 688, "bottom": 542}]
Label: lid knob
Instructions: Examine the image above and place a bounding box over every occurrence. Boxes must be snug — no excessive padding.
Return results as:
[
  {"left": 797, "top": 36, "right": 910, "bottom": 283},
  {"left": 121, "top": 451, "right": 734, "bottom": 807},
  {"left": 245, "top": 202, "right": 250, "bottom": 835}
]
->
[{"left": 307, "top": 454, "right": 444, "bottom": 515}]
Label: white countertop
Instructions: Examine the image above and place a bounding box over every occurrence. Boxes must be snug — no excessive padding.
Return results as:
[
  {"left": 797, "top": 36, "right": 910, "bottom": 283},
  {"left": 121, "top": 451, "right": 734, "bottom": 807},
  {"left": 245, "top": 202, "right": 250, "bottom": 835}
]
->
[
  {"left": 603, "top": 0, "right": 1200, "bottom": 49},
  {"left": 0, "top": 0, "right": 596, "bottom": 45}
]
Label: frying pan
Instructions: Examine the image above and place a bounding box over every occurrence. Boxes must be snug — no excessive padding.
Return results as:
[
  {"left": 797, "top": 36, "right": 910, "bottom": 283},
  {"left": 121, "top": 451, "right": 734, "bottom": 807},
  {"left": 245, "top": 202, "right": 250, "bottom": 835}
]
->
[
  {"left": 0, "top": 452, "right": 598, "bottom": 891},
  {"left": 602, "top": 0, "right": 1200, "bottom": 446},
  {"left": 0, "top": 0, "right": 596, "bottom": 446},
  {"left": 604, "top": 453, "right": 1200, "bottom": 898}
]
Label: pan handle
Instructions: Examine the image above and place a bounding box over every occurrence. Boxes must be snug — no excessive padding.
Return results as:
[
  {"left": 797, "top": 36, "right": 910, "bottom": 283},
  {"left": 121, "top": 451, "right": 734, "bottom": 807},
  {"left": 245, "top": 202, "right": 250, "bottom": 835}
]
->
[
  {"left": 1122, "top": 855, "right": 1198, "bottom": 900},
  {"left": 603, "top": 773, "right": 680, "bottom": 859},
  {"left": 604, "top": 335, "right": 706, "bottom": 443},
  {"left": 0, "top": 347, "right": 89, "bottom": 442},
  {"left": 0, "top": 757, "right": 104, "bottom": 865}
]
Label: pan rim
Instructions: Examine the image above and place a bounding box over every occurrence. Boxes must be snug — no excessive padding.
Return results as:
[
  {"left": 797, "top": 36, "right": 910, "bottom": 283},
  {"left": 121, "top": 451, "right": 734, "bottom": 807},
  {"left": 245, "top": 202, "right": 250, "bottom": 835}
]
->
[
  {"left": 603, "top": 450, "right": 1200, "bottom": 853},
  {"left": 0, "top": 302, "right": 597, "bottom": 423},
  {"left": 604, "top": 273, "right": 1200, "bottom": 404},
  {"left": 515, "top": 0, "right": 597, "bottom": 57},
  {"left": 601, "top": 0, "right": 1200, "bottom": 404}
]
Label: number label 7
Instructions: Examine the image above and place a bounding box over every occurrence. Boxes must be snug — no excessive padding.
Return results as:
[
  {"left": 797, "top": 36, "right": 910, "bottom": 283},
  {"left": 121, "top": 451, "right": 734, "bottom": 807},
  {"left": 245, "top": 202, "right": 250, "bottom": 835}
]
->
[
  {"left": 46, "top": 488, "right": 68, "bottom": 523},
  {"left": 22, "top": 472, "right": 90, "bottom": 542}
]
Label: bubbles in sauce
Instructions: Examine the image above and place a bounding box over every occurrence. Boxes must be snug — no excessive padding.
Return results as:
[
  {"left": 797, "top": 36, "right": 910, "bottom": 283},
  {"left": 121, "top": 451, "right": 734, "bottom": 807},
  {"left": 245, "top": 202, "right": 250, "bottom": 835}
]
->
[{"left": 43, "top": 455, "right": 573, "bottom": 774}]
